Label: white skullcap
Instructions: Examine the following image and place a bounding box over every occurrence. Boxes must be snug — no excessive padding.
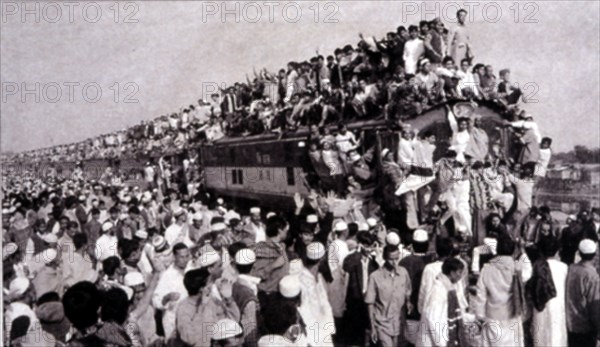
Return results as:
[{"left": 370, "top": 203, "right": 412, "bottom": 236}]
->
[
  {"left": 386, "top": 232, "right": 400, "bottom": 246},
  {"left": 192, "top": 212, "right": 203, "bottom": 221},
  {"left": 367, "top": 218, "right": 378, "bottom": 228},
  {"left": 124, "top": 272, "right": 145, "bottom": 287},
  {"left": 8, "top": 277, "right": 30, "bottom": 299},
  {"left": 212, "top": 319, "right": 243, "bottom": 341},
  {"left": 381, "top": 148, "right": 390, "bottom": 158},
  {"left": 298, "top": 141, "right": 306, "bottom": 148},
  {"left": 102, "top": 222, "right": 114, "bottom": 232},
  {"left": 173, "top": 208, "right": 186, "bottom": 217},
  {"left": 198, "top": 250, "right": 221, "bottom": 268},
  {"left": 152, "top": 235, "right": 168, "bottom": 251},
  {"left": 279, "top": 275, "right": 301, "bottom": 298},
  {"left": 306, "top": 242, "right": 325, "bottom": 260},
  {"left": 217, "top": 198, "right": 224, "bottom": 205},
  {"left": 266, "top": 212, "right": 276, "bottom": 219},
  {"left": 142, "top": 193, "right": 152, "bottom": 203},
  {"left": 567, "top": 214, "right": 577, "bottom": 221},
  {"left": 579, "top": 239, "right": 597, "bottom": 255},
  {"left": 211, "top": 222, "right": 227, "bottom": 232},
  {"left": 358, "top": 222, "right": 369, "bottom": 232},
  {"left": 413, "top": 229, "right": 429, "bottom": 242},
  {"left": 235, "top": 249, "right": 256, "bottom": 265},
  {"left": 250, "top": 207, "right": 261, "bottom": 214},
  {"left": 258, "top": 335, "right": 293, "bottom": 347},
  {"left": 334, "top": 221, "right": 348, "bottom": 231},
  {"left": 42, "top": 248, "right": 58, "bottom": 264},
  {"left": 41, "top": 233, "right": 58, "bottom": 244},
  {"left": 3, "top": 243, "right": 18, "bottom": 260},
  {"left": 78, "top": 195, "right": 86, "bottom": 202},
  {"left": 134, "top": 230, "right": 148, "bottom": 240},
  {"left": 122, "top": 286, "right": 134, "bottom": 301},
  {"left": 307, "top": 214, "right": 319, "bottom": 224}
]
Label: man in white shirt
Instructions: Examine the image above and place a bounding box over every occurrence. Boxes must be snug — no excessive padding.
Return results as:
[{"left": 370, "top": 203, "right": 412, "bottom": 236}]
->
[
  {"left": 152, "top": 243, "right": 191, "bottom": 339},
  {"left": 95, "top": 221, "right": 118, "bottom": 261},
  {"left": 165, "top": 208, "right": 194, "bottom": 247},
  {"left": 403, "top": 25, "right": 425, "bottom": 75},
  {"left": 536, "top": 137, "right": 552, "bottom": 179}
]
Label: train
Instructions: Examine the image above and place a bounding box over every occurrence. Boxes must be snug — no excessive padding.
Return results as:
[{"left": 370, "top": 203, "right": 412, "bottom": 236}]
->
[{"left": 2, "top": 100, "right": 514, "bottom": 210}]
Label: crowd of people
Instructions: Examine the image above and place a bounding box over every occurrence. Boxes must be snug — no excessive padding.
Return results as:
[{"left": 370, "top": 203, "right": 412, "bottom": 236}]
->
[
  {"left": 3, "top": 8, "right": 599, "bottom": 347},
  {"left": 8, "top": 9, "right": 524, "bottom": 164}
]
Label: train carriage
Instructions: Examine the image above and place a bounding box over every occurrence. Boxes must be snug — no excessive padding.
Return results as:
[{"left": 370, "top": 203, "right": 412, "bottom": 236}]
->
[{"left": 200, "top": 100, "right": 514, "bottom": 208}]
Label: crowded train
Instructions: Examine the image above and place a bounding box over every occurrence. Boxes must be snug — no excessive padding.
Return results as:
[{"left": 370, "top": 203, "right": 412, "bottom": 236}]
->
[{"left": 2, "top": 9, "right": 599, "bottom": 347}]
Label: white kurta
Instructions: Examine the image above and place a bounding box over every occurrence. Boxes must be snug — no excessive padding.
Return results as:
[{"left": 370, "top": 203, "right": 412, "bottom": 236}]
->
[
  {"left": 152, "top": 264, "right": 189, "bottom": 339},
  {"left": 327, "top": 239, "right": 349, "bottom": 318},
  {"left": 298, "top": 267, "right": 336, "bottom": 346},
  {"left": 531, "top": 259, "right": 568, "bottom": 347}
]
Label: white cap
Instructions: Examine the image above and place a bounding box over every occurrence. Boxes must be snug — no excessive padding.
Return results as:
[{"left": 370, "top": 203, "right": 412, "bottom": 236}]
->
[
  {"left": 124, "top": 272, "right": 145, "bottom": 287},
  {"left": 3, "top": 243, "right": 18, "bottom": 260},
  {"left": 579, "top": 239, "right": 597, "bottom": 255},
  {"left": 258, "top": 335, "right": 292, "bottom": 347},
  {"left": 367, "top": 218, "right": 378, "bottom": 228},
  {"left": 306, "top": 242, "right": 325, "bottom": 260},
  {"left": 102, "top": 222, "right": 114, "bottom": 232},
  {"left": 216, "top": 198, "right": 224, "bottom": 205},
  {"left": 413, "top": 229, "right": 429, "bottom": 243},
  {"left": 266, "top": 212, "right": 276, "bottom": 219},
  {"left": 134, "top": 230, "right": 148, "bottom": 240},
  {"left": 198, "top": 250, "right": 221, "bottom": 268},
  {"left": 381, "top": 148, "right": 390, "bottom": 158},
  {"left": 122, "top": 286, "right": 134, "bottom": 301},
  {"left": 192, "top": 212, "right": 203, "bottom": 221},
  {"left": 211, "top": 222, "right": 227, "bottom": 232},
  {"left": 8, "top": 278, "right": 30, "bottom": 299},
  {"left": 42, "top": 248, "right": 58, "bottom": 264},
  {"left": 358, "top": 222, "right": 369, "bottom": 232},
  {"left": 212, "top": 319, "right": 243, "bottom": 341},
  {"left": 142, "top": 193, "right": 152, "bottom": 203},
  {"left": 250, "top": 207, "right": 261, "bottom": 214},
  {"left": 334, "top": 221, "right": 348, "bottom": 232},
  {"left": 41, "top": 233, "right": 58, "bottom": 244},
  {"left": 78, "top": 195, "right": 86, "bottom": 202},
  {"left": 152, "top": 235, "right": 168, "bottom": 251},
  {"left": 386, "top": 232, "right": 400, "bottom": 246},
  {"left": 235, "top": 249, "right": 256, "bottom": 265},
  {"left": 279, "top": 275, "right": 301, "bottom": 298},
  {"left": 173, "top": 208, "right": 186, "bottom": 217},
  {"left": 306, "top": 214, "right": 319, "bottom": 224}
]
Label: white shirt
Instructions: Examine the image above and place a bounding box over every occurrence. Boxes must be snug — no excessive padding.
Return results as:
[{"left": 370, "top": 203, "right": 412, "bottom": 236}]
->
[
  {"left": 152, "top": 264, "right": 188, "bottom": 310},
  {"left": 95, "top": 234, "right": 118, "bottom": 261},
  {"left": 403, "top": 38, "right": 425, "bottom": 74},
  {"left": 328, "top": 239, "right": 349, "bottom": 273},
  {"left": 511, "top": 120, "right": 542, "bottom": 143},
  {"left": 165, "top": 223, "right": 194, "bottom": 248},
  {"left": 536, "top": 148, "right": 552, "bottom": 177}
]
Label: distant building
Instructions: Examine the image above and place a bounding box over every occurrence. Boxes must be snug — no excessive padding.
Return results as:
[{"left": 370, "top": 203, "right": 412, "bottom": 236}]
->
[{"left": 535, "top": 164, "right": 600, "bottom": 213}]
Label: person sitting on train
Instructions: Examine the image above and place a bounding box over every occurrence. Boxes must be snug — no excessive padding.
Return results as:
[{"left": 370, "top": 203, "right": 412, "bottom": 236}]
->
[
  {"left": 416, "top": 58, "right": 443, "bottom": 105},
  {"left": 446, "top": 104, "right": 471, "bottom": 163},
  {"left": 347, "top": 146, "right": 377, "bottom": 187},
  {"left": 436, "top": 56, "right": 461, "bottom": 99},
  {"left": 497, "top": 69, "right": 522, "bottom": 106}
]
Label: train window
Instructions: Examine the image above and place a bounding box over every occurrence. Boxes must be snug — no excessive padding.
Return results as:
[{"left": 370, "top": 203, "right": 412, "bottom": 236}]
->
[
  {"left": 259, "top": 170, "right": 263, "bottom": 181},
  {"left": 232, "top": 169, "right": 238, "bottom": 184},
  {"left": 238, "top": 169, "right": 244, "bottom": 185},
  {"left": 266, "top": 169, "right": 271, "bottom": 181},
  {"left": 286, "top": 167, "right": 295, "bottom": 186}
]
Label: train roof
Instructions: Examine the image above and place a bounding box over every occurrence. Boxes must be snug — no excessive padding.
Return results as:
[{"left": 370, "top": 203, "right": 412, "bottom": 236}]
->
[{"left": 207, "top": 100, "right": 508, "bottom": 147}]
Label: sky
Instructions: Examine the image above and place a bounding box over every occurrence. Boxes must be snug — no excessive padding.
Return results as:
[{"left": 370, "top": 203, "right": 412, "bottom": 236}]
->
[{"left": 1, "top": 1, "right": 599, "bottom": 153}]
